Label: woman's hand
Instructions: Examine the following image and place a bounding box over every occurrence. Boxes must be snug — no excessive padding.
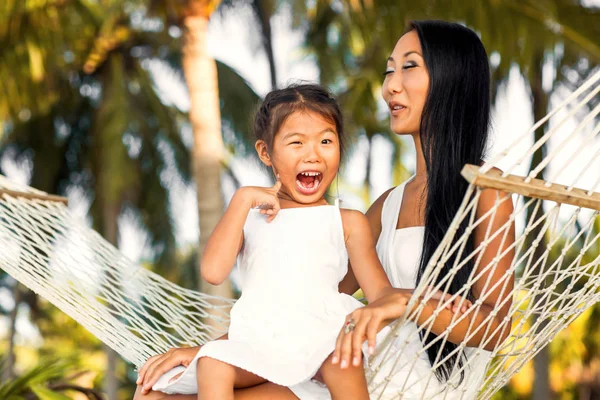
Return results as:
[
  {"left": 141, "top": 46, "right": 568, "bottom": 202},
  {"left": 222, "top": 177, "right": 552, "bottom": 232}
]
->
[
  {"left": 332, "top": 289, "right": 413, "bottom": 369},
  {"left": 425, "top": 286, "right": 472, "bottom": 314},
  {"left": 136, "top": 346, "right": 200, "bottom": 394}
]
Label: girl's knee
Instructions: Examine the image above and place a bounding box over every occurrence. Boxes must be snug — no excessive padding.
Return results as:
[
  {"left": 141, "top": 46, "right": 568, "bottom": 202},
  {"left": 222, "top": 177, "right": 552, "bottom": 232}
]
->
[
  {"left": 133, "top": 385, "right": 167, "bottom": 400},
  {"left": 197, "top": 357, "right": 235, "bottom": 379}
]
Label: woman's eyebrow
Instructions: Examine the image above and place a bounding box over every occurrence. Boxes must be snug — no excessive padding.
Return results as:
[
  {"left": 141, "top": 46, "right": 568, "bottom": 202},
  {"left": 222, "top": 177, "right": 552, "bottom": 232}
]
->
[
  {"left": 403, "top": 51, "right": 422, "bottom": 58},
  {"left": 388, "top": 51, "right": 422, "bottom": 62}
]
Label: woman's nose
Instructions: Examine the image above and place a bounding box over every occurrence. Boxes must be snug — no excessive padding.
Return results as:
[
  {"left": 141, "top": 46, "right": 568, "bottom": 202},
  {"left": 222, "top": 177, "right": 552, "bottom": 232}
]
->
[{"left": 386, "top": 72, "right": 403, "bottom": 95}]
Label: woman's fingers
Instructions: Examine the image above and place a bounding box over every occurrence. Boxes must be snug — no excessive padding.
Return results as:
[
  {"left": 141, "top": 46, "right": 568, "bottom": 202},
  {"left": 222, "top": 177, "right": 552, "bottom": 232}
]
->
[
  {"left": 136, "top": 354, "right": 160, "bottom": 384},
  {"left": 351, "top": 314, "right": 370, "bottom": 366},
  {"left": 138, "top": 354, "right": 164, "bottom": 387},
  {"left": 339, "top": 325, "right": 354, "bottom": 369},
  {"left": 143, "top": 354, "right": 183, "bottom": 393},
  {"left": 449, "top": 296, "right": 471, "bottom": 313},
  {"left": 141, "top": 348, "right": 195, "bottom": 393},
  {"left": 453, "top": 298, "right": 472, "bottom": 313},
  {"left": 331, "top": 329, "right": 344, "bottom": 365},
  {"left": 366, "top": 317, "right": 381, "bottom": 355}
]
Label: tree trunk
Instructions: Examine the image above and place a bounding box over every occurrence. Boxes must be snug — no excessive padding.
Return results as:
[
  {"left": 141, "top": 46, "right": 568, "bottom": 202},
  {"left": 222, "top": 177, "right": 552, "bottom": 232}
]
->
[
  {"left": 101, "top": 201, "right": 121, "bottom": 400},
  {"left": 182, "top": 4, "right": 233, "bottom": 307},
  {"left": 528, "top": 51, "right": 552, "bottom": 400}
]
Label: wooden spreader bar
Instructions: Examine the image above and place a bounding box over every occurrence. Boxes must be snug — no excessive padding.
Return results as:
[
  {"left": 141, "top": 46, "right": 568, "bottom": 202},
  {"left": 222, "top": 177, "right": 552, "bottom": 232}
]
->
[
  {"left": 0, "top": 189, "right": 69, "bottom": 205},
  {"left": 461, "top": 164, "right": 600, "bottom": 211}
]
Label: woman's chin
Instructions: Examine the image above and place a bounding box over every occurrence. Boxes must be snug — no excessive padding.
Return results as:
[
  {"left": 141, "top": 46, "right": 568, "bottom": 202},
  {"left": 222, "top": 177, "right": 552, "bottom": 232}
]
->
[{"left": 391, "top": 125, "right": 418, "bottom": 137}]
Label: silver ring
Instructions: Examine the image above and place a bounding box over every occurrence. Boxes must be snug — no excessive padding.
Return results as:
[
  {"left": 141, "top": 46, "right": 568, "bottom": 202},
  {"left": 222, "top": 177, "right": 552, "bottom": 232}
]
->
[{"left": 344, "top": 318, "right": 356, "bottom": 334}]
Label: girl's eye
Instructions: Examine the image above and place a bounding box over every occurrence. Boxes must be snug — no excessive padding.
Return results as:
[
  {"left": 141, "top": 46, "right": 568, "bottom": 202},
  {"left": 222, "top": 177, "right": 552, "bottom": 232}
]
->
[
  {"left": 321, "top": 139, "right": 333, "bottom": 144},
  {"left": 290, "top": 141, "right": 302, "bottom": 145}
]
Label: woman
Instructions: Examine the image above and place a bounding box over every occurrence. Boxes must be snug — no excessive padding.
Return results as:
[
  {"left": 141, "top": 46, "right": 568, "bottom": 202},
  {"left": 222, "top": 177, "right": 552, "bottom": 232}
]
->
[{"left": 135, "top": 20, "right": 514, "bottom": 399}]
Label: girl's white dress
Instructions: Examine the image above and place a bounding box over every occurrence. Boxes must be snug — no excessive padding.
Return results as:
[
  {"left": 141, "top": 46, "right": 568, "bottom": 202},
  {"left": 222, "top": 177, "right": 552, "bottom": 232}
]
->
[
  {"left": 152, "top": 205, "right": 363, "bottom": 394},
  {"left": 289, "top": 180, "right": 492, "bottom": 399}
]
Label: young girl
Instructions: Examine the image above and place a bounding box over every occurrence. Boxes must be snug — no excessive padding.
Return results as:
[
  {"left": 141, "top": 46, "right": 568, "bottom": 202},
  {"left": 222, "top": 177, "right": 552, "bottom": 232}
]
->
[{"left": 146, "top": 84, "right": 397, "bottom": 399}]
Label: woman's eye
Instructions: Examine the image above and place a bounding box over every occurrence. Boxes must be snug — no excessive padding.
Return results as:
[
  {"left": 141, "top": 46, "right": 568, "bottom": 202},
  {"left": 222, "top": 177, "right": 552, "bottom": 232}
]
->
[
  {"left": 290, "top": 141, "right": 301, "bottom": 145},
  {"left": 321, "top": 139, "right": 332, "bottom": 144},
  {"left": 402, "top": 62, "right": 417, "bottom": 70},
  {"left": 382, "top": 69, "right": 394, "bottom": 76}
]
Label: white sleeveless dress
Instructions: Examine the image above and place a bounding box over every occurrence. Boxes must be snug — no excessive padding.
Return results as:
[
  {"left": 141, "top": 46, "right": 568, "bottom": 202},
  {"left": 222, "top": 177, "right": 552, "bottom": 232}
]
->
[
  {"left": 290, "top": 180, "right": 491, "bottom": 399},
  {"left": 152, "top": 205, "right": 364, "bottom": 394}
]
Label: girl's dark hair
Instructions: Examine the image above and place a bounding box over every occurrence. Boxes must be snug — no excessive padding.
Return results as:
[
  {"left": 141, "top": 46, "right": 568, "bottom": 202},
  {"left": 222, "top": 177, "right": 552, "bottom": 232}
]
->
[
  {"left": 409, "top": 20, "right": 491, "bottom": 383},
  {"left": 253, "top": 83, "right": 345, "bottom": 158}
]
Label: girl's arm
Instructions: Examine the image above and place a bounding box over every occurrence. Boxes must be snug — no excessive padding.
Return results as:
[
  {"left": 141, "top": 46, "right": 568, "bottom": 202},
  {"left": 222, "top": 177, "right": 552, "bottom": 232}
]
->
[
  {"left": 338, "top": 188, "right": 394, "bottom": 295},
  {"left": 341, "top": 209, "right": 395, "bottom": 303},
  {"left": 201, "top": 181, "right": 282, "bottom": 285}
]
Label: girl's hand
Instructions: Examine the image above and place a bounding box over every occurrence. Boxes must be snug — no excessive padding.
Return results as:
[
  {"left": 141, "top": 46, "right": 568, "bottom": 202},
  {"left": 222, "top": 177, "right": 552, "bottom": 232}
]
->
[
  {"left": 332, "top": 289, "right": 412, "bottom": 369},
  {"left": 237, "top": 178, "right": 282, "bottom": 222},
  {"left": 425, "top": 286, "right": 472, "bottom": 314},
  {"left": 136, "top": 346, "right": 200, "bottom": 394}
]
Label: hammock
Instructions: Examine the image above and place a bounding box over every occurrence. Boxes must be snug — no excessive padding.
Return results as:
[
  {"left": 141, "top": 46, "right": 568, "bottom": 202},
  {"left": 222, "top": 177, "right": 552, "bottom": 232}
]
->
[{"left": 1, "top": 70, "right": 599, "bottom": 399}]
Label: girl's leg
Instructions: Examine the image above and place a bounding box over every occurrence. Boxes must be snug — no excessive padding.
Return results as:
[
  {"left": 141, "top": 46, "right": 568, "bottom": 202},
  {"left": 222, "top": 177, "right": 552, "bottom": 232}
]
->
[
  {"left": 133, "top": 358, "right": 269, "bottom": 400},
  {"left": 320, "top": 353, "right": 369, "bottom": 400},
  {"left": 235, "top": 382, "right": 299, "bottom": 399},
  {"left": 133, "top": 385, "right": 195, "bottom": 400},
  {"left": 197, "top": 357, "right": 268, "bottom": 399},
  {"left": 133, "top": 382, "right": 297, "bottom": 400}
]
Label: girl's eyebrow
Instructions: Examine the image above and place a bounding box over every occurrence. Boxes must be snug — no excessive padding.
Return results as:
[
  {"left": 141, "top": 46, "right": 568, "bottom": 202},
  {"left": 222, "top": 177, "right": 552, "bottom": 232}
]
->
[{"left": 282, "top": 129, "right": 336, "bottom": 140}]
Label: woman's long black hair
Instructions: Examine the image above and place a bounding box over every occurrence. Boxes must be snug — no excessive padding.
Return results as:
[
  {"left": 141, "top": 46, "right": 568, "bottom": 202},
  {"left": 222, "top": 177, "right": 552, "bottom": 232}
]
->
[{"left": 409, "top": 20, "right": 491, "bottom": 382}]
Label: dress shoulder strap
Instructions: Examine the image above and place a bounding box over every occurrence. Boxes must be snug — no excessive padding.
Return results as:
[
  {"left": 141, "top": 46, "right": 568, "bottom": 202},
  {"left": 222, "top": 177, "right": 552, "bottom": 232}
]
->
[
  {"left": 380, "top": 179, "right": 410, "bottom": 234},
  {"left": 376, "top": 179, "right": 411, "bottom": 279}
]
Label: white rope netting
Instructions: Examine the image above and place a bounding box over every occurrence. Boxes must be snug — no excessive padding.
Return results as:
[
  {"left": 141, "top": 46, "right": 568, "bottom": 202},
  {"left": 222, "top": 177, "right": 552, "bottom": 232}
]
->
[
  {"left": 0, "top": 70, "right": 598, "bottom": 398},
  {"left": 0, "top": 176, "right": 234, "bottom": 367}
]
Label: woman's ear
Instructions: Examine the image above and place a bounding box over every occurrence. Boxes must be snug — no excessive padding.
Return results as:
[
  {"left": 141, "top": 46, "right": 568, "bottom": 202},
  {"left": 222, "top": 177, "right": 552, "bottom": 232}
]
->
[{"left": 255, "top": 140, "right": 272, "bottom": 167}]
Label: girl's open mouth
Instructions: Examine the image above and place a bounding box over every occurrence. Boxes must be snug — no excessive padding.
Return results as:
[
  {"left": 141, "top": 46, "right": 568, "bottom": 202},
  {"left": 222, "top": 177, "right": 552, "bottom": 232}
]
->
[{"left": 296, "top": 171, "right": 323, "bottom": 195}]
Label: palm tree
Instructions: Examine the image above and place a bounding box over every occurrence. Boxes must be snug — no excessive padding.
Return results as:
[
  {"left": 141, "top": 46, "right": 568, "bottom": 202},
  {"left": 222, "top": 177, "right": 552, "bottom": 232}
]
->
[
  {"left": 0, "top": 2, "right": 192, "bottom": 398},
  {"left": 146, "top": 0, "right": 282, "bottom": 305},
  {"left": 1, "top": 1, "right": 267, "bottom": 396}
]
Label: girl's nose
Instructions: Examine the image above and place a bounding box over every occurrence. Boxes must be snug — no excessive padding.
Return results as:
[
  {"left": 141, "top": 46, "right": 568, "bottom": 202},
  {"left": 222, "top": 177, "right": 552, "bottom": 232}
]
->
[{"left": 303, "top": 145, "right": 321, "bottom": 163}]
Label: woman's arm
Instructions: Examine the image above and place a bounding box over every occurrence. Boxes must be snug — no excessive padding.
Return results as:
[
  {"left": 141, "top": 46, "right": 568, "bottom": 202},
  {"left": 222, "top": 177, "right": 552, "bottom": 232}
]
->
[
  {"left": 409, "top": 186, "right": 515, "bottom": 349},
  {"left": 334, "top": 186, "right": 515, "bottom": 367}
]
